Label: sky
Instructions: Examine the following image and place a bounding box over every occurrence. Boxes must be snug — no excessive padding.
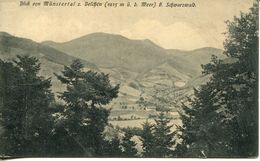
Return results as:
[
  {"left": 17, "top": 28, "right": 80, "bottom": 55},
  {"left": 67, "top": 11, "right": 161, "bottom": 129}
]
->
[{"left": 0, "top": 0, "right": 254, "bottom": 50}]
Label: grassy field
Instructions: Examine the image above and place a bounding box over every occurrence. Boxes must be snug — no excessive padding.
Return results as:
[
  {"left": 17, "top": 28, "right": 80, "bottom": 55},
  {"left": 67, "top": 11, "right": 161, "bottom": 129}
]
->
[
  {"left": 110, "top": 109, "right": 157, "bottom": 118},
  {"left": 109, "top": 118, "right": 182, "bottom": 129}
]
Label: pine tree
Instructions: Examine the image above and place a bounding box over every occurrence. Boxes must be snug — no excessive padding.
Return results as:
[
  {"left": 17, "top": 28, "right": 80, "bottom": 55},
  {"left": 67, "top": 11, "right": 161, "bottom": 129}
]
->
[
  {"left": 0, "top": 56, "right": 55, "bottom": 156},
  {"left": 221, "top": 2, "right": 258, "bottom": 157},
  {"left": 54, "top": 59, "right": 119, "bottom": 156},
  {"left": 0, "top": 59, "right": 23, "bottom": 156},
  {"left": 101, "top": 135, "right": 123, "bottom": 157},
  {"left": 121, "top": 131, "right": 138, "bottom": 157},
  {"left": 153, "top": 112, "right": 176, "bottom": 157},
  {"left": 177, "top": 2, "right": 258, "bottom": 158},
  {"left": 176, "top": 84, "right": 230, "bottom": 158},
  {"left": 140, "top": 120, "right": 156, "bottom": 157},
  {"left": 109, "top": 136, "right": 123, "bottom": 156}
]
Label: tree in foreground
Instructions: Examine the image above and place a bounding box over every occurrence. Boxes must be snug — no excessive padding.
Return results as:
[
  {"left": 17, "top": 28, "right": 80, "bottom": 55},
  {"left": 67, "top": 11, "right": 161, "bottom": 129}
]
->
[
  {"left": 121, "top": 131, "right": 138, "bottom": 157},
  {"left": 175, "top": 84, "right": 230, "bottom": 157},
  {"left": 0, "top": 56, "right": 54, "bottom": 157},
  {"left": 54, "top": 59, "right": 119, "bottom": 157},
  {"left": 153, "top": 112, "right": 176, "bottom": 157},
  {"left": 177, "top": 2, "right": 258, "bottom": 158},
  {"left": 139, "top": 113, "right": 176, "bottom": 157},
  {"left": 140, "top": 120, "right": 156, "bottom": 157},
  {"left": 101, "top": 135, "right": 123, "bottom": 157}
]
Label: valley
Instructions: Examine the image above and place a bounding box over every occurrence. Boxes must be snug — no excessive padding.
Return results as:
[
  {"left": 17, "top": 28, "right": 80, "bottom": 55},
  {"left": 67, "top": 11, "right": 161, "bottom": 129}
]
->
[{"left": 0, "top": 32, "right": 226, "bottom": 128}]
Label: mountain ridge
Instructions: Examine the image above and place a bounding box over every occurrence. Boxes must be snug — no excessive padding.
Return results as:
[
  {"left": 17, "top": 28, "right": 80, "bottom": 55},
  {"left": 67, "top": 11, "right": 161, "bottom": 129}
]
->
[
  {"left": 0, "top": 32, "right": 227, "bottom": 111},
  {"left": 0, "top": 32, "right": 97, "bottom": 68},
  {"left": 42, "top": 32, "right": 225, "bottom": 75}
]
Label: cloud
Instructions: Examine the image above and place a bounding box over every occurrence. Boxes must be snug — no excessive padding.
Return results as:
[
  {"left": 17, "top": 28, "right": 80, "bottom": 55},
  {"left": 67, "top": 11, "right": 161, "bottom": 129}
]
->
[{"left": 120, "top": 20, "right": 209, "bottom": 50}]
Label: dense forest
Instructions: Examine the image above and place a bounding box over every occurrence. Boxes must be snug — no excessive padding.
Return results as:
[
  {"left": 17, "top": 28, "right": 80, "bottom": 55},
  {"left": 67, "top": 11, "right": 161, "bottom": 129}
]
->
[{"left": 0, "top": 2, "right": 258, "bottom": 158}]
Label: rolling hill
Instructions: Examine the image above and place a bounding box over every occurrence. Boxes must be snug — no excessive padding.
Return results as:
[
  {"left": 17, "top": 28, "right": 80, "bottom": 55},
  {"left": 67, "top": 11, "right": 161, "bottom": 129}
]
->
[
  {"left": 1, "top": 32, "right": 227, "bottom": 112},
  {"left": 42, "top": 32, "right": 168, "bottom": 73},
  {"left": 0, "top": 32, "right": 98, "bottom": 94},
  {"left": 42, "top": 33, "right": 226, "bottom": 111},
  {"left": 42, "top": 33, "right": 226, "bottom": 79},
  {"left": 166, "top": 47, "right": 226, "bottom": 77},
  {"left": 0, "top": 32, "right": 97, "bottom": 68}
]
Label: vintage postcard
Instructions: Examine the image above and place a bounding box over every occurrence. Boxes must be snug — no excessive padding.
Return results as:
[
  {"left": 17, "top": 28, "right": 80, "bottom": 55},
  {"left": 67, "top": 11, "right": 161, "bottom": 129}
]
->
[{"left": 0, "top": 0, "right": 258, "bottom": 158}]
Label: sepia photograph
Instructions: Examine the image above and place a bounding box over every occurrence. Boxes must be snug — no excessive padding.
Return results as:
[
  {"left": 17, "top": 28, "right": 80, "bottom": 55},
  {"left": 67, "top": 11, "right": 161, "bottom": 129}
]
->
[{"left": 0, "top": 0, "right": 258, "bottom": 158}]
